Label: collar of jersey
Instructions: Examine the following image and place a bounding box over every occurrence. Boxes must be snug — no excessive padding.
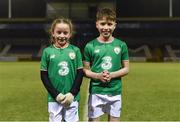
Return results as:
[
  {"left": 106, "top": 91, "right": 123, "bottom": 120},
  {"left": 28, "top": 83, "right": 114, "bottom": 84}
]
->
[
  {"left": 53, "top": 43, "right": 69, "bottom": 49},
  {"left": 96, "top": 37, "right": 114, "bottom": 44}
]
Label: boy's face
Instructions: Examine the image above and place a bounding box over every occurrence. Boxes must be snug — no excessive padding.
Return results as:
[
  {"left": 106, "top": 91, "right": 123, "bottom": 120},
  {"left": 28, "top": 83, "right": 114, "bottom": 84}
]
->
[
  {"left": 52, "top": 23, "right": 71, "bottom": 47},
  {"left": 96, "top": 18, "right": 116, "bottom": 39}
]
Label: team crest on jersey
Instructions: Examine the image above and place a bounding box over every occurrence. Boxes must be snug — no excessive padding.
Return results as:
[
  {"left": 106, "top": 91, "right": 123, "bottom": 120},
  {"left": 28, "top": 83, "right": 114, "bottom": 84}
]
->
[
  {"left": 69, "top": 52, "right": 76, "bottom": 59},
  {"left": 114, "top": 47, "right": 121, "bottom": 54}
]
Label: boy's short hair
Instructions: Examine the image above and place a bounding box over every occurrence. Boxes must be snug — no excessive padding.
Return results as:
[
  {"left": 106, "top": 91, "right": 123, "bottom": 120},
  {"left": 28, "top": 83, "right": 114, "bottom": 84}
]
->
[{"left": 96, "top": 8, "right": 116, "bottom": 22}]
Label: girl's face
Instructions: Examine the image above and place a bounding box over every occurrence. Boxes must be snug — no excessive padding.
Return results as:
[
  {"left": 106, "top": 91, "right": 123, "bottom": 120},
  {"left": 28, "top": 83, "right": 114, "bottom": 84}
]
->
[
  {"left": 96, "top": 18, "right": 116, "bottom": 40},
  {"left": 52, "top": 23, "right": 71, "bottom": 47}
]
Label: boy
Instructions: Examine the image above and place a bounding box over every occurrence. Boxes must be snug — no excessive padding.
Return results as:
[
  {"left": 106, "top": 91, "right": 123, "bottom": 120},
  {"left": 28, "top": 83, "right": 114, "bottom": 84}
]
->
[{"left": 83, "top": 8, "right": 129, "bottom": 121}]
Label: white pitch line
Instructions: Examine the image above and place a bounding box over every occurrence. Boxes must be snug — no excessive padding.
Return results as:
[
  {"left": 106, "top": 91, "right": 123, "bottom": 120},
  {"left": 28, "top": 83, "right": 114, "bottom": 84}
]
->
[
  {"left": 82, "top": 92, "right": 88, "bottom": 121},
  {"left": 82, "top": 83, "right": 89, "bottom": 121}
]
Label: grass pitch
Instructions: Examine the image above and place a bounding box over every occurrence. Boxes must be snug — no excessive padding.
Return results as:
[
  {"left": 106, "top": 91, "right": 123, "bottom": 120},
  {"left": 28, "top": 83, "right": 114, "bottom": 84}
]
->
[{"left": 0, "top": 62, "right": 180, "bottom": 121}]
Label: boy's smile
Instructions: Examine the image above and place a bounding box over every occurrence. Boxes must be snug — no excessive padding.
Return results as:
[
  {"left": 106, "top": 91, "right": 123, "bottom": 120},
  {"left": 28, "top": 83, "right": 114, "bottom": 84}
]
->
[{"left": 96, "top": 18, "right": 116, "bottom": 40}]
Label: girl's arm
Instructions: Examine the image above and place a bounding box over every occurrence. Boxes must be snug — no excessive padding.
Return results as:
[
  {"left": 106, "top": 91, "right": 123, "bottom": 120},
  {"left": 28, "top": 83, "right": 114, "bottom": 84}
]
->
[
  {"left": 70, "top": 68, "right": 84, "bottom": 96},
  {"left": 41, "top": 71, "right": 63, "bottom": 100}
]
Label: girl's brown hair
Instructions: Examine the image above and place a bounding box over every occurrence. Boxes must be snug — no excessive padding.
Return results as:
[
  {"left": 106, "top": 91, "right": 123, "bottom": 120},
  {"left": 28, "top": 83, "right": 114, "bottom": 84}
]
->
[{"left": 49, "top": 17, "right": 73, "bottom": 44}]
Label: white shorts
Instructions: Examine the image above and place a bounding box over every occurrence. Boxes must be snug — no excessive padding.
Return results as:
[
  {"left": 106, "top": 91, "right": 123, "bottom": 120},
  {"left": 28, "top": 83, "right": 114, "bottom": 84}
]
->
[
  {"left": 88, "top": 94, "right": 122, "bottom": 119},
  {"left": 48, "top": 101, "right": 79, "bottom": 122}
]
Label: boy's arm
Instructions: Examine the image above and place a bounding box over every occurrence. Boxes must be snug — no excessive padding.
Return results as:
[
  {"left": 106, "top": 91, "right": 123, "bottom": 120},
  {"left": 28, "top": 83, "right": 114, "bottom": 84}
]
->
[
  {"left": 83, "top": 61, "right": 107, "bottom": 82},
  {"left": 109, "top": 60, "right": 129, "bottom": 79}
]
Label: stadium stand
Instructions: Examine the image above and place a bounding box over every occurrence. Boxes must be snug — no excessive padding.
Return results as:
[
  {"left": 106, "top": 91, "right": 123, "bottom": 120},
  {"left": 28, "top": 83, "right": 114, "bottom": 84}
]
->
[
  {"left": 164, "top": 44, "right": 180, "bottom": 61},
  {"left": 0, "top": 0, "right": 180, "bottom": 62},
  {"left": 1, "top": 20, "right": 180, "bottom": 62},
  {"left": 0, "top": 22, "right": 48, "bottom": 61}
]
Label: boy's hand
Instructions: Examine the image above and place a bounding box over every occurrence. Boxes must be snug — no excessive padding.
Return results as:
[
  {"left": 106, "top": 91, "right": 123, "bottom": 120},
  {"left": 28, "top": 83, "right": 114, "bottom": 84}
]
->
[
  {"left": 103, "top": 70, "right": 111, "bottom": 82},
  {"left": 96, "top": 72, "right": 107, "bottom": 83},
  {"left": 61, "top": 93, "right": 74, "bottom": 107},
  {"left": 56, "top": 93, "right": 65, "bottom": 103}
]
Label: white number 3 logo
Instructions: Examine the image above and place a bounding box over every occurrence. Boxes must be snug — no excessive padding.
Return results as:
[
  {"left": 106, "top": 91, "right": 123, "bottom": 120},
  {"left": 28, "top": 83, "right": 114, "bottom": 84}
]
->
[
  {"left": 101, "top": 56, "right": 112, "bottom": 70},
  {"left": 58, "top": 61, "right": 69, "bottom": 76}
]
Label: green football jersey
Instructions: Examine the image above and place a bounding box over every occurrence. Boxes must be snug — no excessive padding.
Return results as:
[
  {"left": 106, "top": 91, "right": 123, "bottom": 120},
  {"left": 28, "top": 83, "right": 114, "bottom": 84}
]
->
[
  {"left": 40, "top": 44, "right": 83, "bottom": 102},
  {"left": 84, "top": 38, "right": 129, "bottom": 95}
]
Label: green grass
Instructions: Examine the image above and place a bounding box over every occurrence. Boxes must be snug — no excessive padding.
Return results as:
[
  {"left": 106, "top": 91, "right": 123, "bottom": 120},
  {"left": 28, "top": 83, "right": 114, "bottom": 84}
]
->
[
  {"left": 0, "top": 62, "right": 48, "bottom": 121},
  {"left": 0, "top": 62, "right": 180, "bottom": 121},
  {"left": 0, "top": 62, "right": 89, "bottom": 121},
  {"left": 121, "top": 62, "right": 180, "bottom": 121}
]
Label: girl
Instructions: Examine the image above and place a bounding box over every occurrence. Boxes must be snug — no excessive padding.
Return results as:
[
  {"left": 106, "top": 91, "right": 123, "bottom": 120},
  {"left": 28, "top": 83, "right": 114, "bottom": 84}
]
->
[{"left": 40, "top": 17, "right": 83, "bottom": 122}]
